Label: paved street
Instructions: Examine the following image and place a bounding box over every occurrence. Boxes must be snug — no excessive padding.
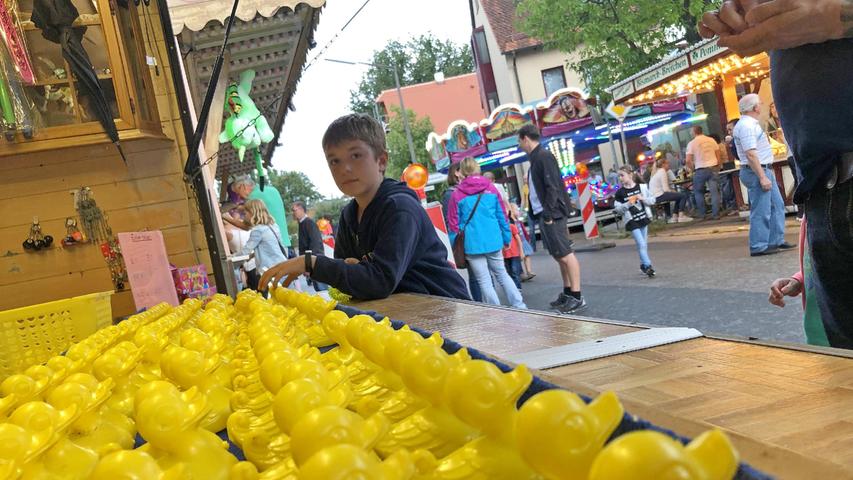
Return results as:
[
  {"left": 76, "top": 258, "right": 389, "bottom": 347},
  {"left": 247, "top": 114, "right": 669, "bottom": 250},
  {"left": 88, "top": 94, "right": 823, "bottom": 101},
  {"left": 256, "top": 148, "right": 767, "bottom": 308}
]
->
[{"left": 471, "top": 216, "right": 806, "bottom": 344}]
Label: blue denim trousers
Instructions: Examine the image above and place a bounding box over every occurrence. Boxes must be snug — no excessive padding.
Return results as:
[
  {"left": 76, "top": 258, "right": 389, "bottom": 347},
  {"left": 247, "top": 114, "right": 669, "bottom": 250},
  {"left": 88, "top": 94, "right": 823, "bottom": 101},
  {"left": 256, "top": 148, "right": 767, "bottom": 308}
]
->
[
  {"left": 467, "top": 250, "right": 527, "bottom": 309},
  {"left": 693, "top": 168, "right": 720, "bottom": 217},
  {"left": 504, "top": 256, "right": 523, "bottom": 289},
  {"left": 805, "top": 178, "right": 853, "bottom": 349},
  {"left": 630, "top": 226, "right": 652, "bottom": 267},
  {"left": 740, "top": 166, "right": 786, "bottom": 253}
]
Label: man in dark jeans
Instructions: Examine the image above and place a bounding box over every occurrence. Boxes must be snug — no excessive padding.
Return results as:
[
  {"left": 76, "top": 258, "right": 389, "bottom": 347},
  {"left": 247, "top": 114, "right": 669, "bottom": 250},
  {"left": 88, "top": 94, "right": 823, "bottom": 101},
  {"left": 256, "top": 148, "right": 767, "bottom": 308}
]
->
[
  {"left": 518, "top": 124, "right": 586, "bottom": 313},
  {"left": 291, "top": 201, "right": 328, "bottom": 292},
  {"left": 700, "top": 0, "right": 853, "bottom": 347}
]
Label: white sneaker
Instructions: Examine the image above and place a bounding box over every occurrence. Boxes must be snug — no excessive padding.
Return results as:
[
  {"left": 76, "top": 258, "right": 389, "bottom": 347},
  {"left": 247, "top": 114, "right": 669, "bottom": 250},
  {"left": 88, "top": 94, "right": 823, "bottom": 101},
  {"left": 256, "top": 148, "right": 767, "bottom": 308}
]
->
[
  {"left": 678, "top": 214, "right": 694, "bottom": 223},
  {"left": 667, "top": 217, "right": 678, "bottom": 224}
]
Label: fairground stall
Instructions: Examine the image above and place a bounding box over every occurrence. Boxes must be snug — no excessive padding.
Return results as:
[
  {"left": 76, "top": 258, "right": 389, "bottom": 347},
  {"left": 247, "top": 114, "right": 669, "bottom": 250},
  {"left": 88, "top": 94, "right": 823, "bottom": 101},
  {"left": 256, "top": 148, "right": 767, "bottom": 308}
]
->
[
  {"left": 425, "top": 87, "right": 706, "bottom": 227},
  {"left": 0, "top": 3, "right": 851, "bottom": 478},
  {"left": 607, "top": 39, "right": 796, "bottom": 212}
]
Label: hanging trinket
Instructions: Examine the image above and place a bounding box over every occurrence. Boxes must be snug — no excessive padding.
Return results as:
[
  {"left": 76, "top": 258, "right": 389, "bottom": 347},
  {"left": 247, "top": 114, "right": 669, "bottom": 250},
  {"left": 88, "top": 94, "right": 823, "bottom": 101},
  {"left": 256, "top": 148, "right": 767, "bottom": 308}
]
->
[
  {"left": 100, "top": 234, "right": 127, "bottom": 291},
  {"left": 73, "top": 187, "right": 110, "bottom": 243},
  {"left": 22, "top": 216, "right": 53, "bottom": 251},
  {"left": 60, "top": 217, "right": 85, "bottom": 246}
]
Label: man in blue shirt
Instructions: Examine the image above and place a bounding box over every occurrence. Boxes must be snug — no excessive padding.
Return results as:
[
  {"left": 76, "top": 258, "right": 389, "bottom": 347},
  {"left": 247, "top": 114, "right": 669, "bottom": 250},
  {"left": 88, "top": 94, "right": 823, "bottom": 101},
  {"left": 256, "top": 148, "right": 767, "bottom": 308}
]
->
[{"left": 700, "top": 0, "right": 853, "bottom": 348}]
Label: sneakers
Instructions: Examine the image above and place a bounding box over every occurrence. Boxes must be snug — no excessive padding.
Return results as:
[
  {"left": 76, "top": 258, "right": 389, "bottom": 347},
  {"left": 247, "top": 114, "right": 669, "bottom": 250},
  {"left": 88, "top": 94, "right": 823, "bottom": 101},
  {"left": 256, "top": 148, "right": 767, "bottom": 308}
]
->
[
  {"left": 640, "top": 265, "right": 656, "bottom": 277},
  {"left": 558, "top": 296, "right": 587, "bottom": 314},
  {"left": 550, "top": 293, "right": 571, "bottom": 308},
  {"left": 776, "top": 242, "right": 796, "bottom": 250},
  {"left": 667, "top": 217, "right": 679, "bottom": 224},
  {"left": 750, "top": 247, "right": 779, "bottom": 257},
  {"left": 521, "top": 273, "right": 536, "bottom": 282},
  {"left": 678, "top": 213, "right": 694, "bottom": 223}
]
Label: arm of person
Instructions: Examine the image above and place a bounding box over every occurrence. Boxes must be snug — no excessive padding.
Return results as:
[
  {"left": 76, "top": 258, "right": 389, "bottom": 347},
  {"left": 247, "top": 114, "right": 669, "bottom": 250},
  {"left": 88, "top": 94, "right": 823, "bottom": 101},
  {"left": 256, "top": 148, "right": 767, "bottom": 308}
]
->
[
  {"left": 746, "top": 149, "right": 772, "bottom": 191},
  {"left": 541, "top": 160, "right": 562, "bottom": 221},
  {"left": 686, "top": 153, "right": 695, "bottom": 171},
  {"left": 700, "top": 0, "right": 853, "bottom": 56},
  {"left": 530, "top": 159, "right": 553, "bottom": 222},
  {"left": 222, "top": 213, "right": 248, "bottom": 230},
  {"left": 238, "top": 228, "right": 261, "bottom": 256},
  {"left": 261, "top": 210, "right": 422, "bottom": 300},
  {"left": 494, "top": 195, "right": 512, "bottom": 247}
]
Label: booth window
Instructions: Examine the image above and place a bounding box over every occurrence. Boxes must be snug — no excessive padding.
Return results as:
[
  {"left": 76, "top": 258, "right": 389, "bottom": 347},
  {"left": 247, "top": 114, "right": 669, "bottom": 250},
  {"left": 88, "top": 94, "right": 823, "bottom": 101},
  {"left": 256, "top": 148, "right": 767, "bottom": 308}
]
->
[
  {"left": 2, "top": 0, "right": 162, "bottom": 154},
  {"left": 541, "top": 67, "right": 566, "bottom": 97}
]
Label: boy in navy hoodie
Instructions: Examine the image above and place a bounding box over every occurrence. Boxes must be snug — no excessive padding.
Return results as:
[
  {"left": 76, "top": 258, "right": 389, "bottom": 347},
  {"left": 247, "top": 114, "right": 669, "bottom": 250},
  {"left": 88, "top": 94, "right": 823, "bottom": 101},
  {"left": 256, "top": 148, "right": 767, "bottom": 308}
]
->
[{"left": 259, "top": 114, "right": 470, "bottom": 301}]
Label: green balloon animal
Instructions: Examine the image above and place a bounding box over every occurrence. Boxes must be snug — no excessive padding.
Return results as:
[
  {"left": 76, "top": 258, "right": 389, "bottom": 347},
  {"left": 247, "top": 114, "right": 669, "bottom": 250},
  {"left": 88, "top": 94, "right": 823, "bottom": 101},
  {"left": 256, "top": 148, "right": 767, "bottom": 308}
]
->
[{"left": 219, "top": 69, "right": 275, "bottom": 190}]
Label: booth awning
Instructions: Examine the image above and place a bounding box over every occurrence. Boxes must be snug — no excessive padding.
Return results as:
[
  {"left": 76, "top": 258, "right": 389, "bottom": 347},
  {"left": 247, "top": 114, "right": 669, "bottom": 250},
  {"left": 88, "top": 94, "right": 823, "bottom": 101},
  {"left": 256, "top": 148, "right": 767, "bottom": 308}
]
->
[
  {"left": 168, "top": 0, "right": 325, "bottom": 32},
  {"left": 606, "top": 38, "right": 767, "bottom": 106}
]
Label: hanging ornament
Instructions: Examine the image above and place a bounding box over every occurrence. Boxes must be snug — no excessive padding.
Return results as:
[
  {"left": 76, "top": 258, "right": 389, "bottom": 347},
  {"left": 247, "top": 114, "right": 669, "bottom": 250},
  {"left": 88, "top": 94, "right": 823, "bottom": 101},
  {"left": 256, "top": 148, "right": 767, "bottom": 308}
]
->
[
  {"left": 73, "top": 187, "right": 110, "bottom": 243},
  {"left": 402, "top": 163, "right": 429, "bottom": 190},
  {"left": 22, "top": 216, "right": 53, "bottom": 251},
  {"left": 60, "top": 217, "right": 85, "bottom": 246},
  {"left": 219, "top": 69, "right": 274, "bottom": 190}
]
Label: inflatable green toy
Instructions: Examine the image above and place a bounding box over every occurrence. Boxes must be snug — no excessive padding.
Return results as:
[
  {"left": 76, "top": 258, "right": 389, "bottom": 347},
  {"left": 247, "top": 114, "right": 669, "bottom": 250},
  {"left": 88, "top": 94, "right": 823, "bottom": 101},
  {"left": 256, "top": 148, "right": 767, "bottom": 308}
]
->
[{"left": 219, "top": 69, "right": 275, "bottom": 190}]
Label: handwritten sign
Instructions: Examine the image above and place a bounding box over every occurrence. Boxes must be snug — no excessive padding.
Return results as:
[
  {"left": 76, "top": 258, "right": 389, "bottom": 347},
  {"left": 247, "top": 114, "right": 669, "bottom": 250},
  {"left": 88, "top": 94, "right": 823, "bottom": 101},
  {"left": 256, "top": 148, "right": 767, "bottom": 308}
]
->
[{"left": 117, "top": 231, "right": 179, "bottom": 310}]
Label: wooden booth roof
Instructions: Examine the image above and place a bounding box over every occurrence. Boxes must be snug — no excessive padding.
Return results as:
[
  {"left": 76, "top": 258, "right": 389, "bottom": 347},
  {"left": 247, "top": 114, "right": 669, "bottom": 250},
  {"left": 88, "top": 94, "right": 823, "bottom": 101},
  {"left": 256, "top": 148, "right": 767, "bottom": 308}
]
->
[{"left": 175, "top": 1, "right": 323, "bottom": 181}]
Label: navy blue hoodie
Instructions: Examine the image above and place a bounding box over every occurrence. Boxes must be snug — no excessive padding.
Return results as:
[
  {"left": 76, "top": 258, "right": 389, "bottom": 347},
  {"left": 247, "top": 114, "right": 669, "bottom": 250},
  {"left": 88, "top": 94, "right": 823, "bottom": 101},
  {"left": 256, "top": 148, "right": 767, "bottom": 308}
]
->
[{"left": 311, "top": 179, "right": 470, "bottom": 301}]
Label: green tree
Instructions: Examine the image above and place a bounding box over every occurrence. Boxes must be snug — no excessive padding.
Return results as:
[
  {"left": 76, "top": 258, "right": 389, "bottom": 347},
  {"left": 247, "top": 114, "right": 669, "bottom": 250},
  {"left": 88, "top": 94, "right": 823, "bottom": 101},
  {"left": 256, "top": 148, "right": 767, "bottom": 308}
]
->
[
  {"left": 311, "top": 197, "right": 351, "bottom": 223},
  {"left": 517, "top": 0, "right": 720, "bottom": 98},
  {"left": 268, "top": 170, "right": 324, "bottom": 208},
  {"left": 384, "top": 106, "right": 448, "bottom": 204},
  {"left": 349, "top": 34, "right": 474, "bottom": 115}
]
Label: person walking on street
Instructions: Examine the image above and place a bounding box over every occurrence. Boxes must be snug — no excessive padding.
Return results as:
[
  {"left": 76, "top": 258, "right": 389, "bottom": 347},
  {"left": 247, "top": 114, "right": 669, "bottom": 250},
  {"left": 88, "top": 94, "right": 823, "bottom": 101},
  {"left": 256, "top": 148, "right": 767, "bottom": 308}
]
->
[
  {"left": 732, "top": 94, "right": 792, "bottom": 257},
  {"left": 686, "top": 126, "right": 722, "bottom": 220},
  {"left": 509, "top": 203, "right": 536, "bottom": 282},
  {"left": 518, "top": 124, "right": 586, "bottom": 313},
  {"left": 291, "top": 201, "right": 328, "bottom": 292},
  {"left": 448, "top": 158, "right": 526, "bottom": 309},
  {"left": 699, "top": 0, "right": 853, "bottom": 348},
  {"left": 614, "top": 166, "right": 657, "bottom": 277}
]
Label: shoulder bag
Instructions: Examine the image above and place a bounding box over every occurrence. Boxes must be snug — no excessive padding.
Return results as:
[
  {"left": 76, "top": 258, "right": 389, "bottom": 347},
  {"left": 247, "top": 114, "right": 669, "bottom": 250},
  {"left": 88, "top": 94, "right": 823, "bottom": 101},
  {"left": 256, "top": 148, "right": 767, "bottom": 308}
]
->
[{"left": 452, "top": 193, "right": 483, "bottom": 269}]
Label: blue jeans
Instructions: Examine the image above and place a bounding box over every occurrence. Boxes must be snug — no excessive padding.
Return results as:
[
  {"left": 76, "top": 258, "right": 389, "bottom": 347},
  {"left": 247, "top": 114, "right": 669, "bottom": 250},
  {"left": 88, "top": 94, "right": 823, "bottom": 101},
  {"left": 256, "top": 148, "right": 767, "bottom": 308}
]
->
[
  {"left": 655, "top": 191, "right": 688, "bottom": 216},
  {"left": 630, "top": 226, "right": 652, "bottom": 267},
  {"left": 805, "top": 178, "right": 853, "bottom": 349},
  {"left": 693, "top": 168, "right": 720, "bottom": 217},
  {"left": 504, "top": 257, "right": 522, "bottom": 289},
  {"left": 740, "top": 167, "right": 786, "bottom": 253},
  {"left": 467, "top": 250, "right": 526, "bottom": 309},
  {"left": 720, "top": 172, "right": 737, "bottom": 210},
  {"left": 467, "top": 269, "right": 483, "bottom": 302}
]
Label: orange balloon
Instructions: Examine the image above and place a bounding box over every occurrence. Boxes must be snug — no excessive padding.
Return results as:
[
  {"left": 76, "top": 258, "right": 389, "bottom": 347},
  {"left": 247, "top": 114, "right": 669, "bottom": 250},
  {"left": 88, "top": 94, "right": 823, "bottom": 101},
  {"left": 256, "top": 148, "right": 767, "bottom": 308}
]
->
[
  {"left": 402, "top": 163, "right": 429, "bottom": 190},
  {"left": 576, "top": 162, "right": 589, "bottom": 178}
]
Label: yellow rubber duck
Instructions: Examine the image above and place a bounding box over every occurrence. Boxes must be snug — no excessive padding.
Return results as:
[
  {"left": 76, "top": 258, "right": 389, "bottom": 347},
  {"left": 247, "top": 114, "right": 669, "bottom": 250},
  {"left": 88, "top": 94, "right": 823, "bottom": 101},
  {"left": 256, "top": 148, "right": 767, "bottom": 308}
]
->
[
  {"left": 289, "top": 406, "right": 389, "bottom": 468},
  {"left": 227, "top": 410, "right": 290, "bottom": 471},
  {"left": 0, "top": 373, "right": 49, "bottom": 408},
  {"left": 90, "top": 450, "right": 185, "bottom": 480},
  {"left": 432, "top": 360, "right": 537, "bottom": 480},
  {"left": 588, "top": 429, "right": 739, "bottom": 480},
  {"left": 92, "top": 342, "right": 144, "bottom": 417},
  {"left": 516, "top": 390, "right": 624, "bottom": 480},
  {"left": 134, "top": 381, "right": 239, "bottom": 480},
  {"left": 160, "top": 345, "right": 233, "bottom": 432},
  {"left": 10, "top": 401, "right": 94, "bottom": 480},
  {"left": 298, "top": 444, "right": 435, "bottom": 480},
  {"left": 271, "top": 378, "right": 350, "bottom": 436},
  {"left": 376, "top": 343, "right": 478, "bottom": 459},
  {"left": 46, "top": 375, "right": 135, "bottom": 455}
]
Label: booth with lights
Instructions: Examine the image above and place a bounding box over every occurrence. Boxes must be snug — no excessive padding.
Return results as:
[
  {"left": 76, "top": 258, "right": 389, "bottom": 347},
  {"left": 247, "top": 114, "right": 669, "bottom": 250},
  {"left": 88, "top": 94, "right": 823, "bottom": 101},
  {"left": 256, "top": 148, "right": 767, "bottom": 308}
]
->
[
  {"left": 425, "top": 87, "right": 703, "bottom": 210},
  {"left": 607, "top": 39, "right": 796, "bottom": 211}
]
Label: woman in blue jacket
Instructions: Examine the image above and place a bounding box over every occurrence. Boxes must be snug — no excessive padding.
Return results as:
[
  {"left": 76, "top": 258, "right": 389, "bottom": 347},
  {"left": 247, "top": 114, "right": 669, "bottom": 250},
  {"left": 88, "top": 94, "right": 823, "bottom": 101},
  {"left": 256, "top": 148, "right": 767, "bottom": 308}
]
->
[{"left": 448, "top": 158, "right": 526, "bottom": 309}]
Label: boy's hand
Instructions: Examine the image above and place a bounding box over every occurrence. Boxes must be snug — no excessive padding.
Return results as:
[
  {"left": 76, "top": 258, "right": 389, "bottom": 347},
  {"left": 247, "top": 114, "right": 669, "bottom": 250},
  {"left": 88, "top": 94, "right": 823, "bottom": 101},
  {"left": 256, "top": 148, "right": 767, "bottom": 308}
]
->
[
  {"left": 768, "top": 277, "right": 803, "bottom": 307},
  {"left": 259, "top": 256, "right": 308, "bottom": 291},
  {"left": 344, "top": 257, "right": 360, "bottom": 265}
]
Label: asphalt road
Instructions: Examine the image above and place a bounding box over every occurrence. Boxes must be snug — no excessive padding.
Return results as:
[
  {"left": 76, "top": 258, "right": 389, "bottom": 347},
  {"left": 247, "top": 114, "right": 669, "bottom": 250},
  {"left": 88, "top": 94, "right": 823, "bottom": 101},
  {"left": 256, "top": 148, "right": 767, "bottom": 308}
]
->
[{"left": 466, "top": 217, "right": 806, "bottom": 344}]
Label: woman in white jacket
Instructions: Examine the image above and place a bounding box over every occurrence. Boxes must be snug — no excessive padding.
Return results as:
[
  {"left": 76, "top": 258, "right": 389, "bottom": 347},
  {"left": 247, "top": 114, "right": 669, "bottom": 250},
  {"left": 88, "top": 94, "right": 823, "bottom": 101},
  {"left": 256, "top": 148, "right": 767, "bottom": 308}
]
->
[{"left": 614, "top": 166, "right": 657, "bottom": 277}]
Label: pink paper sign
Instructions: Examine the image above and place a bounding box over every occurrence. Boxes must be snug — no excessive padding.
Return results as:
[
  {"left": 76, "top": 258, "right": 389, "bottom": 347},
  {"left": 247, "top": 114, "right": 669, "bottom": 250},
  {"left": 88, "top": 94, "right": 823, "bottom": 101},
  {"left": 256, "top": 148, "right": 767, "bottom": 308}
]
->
[{"left": 117, "top": 231, "right": 180, "bottom": 310}]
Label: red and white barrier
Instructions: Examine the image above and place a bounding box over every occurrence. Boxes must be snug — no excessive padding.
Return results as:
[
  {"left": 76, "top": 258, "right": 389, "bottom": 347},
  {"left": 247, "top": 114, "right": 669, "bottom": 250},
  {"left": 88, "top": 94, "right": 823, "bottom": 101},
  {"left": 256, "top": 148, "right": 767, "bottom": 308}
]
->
[
  {"left": 576, "top": 179, "right": 600, "bottom": 240},
  {"left": 424, "top": 202, "right": 455, "bottom": 268}
]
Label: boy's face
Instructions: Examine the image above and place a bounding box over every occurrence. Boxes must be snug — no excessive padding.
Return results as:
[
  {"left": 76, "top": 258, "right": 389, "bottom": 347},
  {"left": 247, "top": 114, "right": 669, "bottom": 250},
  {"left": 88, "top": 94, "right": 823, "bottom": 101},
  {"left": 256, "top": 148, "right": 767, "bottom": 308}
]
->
[{"left": 324, "top": 139, "right": 388, "bottom": 198}]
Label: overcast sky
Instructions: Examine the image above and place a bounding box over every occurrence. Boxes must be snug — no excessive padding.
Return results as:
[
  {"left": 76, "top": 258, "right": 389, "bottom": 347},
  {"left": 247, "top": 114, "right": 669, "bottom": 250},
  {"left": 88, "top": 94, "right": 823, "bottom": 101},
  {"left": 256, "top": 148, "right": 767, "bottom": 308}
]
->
[{"left": 271, "top": 0, "right": 473, "bottom": 197}]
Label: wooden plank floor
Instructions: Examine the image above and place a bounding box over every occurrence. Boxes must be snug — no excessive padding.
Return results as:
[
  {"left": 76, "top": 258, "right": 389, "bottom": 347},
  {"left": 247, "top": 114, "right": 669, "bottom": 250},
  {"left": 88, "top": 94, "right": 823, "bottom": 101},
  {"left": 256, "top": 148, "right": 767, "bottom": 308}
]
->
[{"left": 355, "top": 294, "right": 853, "bottom": 479}]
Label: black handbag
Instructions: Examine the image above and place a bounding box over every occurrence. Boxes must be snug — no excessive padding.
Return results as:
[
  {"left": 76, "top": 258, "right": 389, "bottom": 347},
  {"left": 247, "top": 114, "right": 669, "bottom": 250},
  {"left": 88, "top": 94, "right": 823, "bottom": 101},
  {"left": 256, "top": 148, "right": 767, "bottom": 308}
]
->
[{"left": 452, "top": 193, "right": 483, "bottom": 269}]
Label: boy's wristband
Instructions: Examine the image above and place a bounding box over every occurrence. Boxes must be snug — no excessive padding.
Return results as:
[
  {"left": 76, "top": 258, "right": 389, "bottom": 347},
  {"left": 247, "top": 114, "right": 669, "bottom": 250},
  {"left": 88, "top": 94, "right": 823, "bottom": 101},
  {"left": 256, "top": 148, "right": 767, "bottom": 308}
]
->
[{"left": 304, "top": 251, "right": 313, "bottom": 275}]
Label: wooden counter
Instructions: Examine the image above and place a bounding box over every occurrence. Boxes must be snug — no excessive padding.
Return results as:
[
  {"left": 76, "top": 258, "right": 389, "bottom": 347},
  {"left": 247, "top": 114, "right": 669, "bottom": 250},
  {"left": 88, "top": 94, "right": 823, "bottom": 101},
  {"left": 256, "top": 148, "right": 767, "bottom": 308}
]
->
[{"left": 354, "top": 294, "right": 853, "bottom": 479}]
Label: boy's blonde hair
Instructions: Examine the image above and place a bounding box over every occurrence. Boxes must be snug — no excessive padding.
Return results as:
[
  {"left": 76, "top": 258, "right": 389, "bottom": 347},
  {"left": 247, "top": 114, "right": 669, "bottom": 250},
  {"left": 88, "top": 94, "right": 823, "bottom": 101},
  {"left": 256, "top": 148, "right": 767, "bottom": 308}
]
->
[
  {"left": 460, "top": 157, "right": 481, "bottom": 177},
  {"left": 243, "top": 199, "right": 275, "bottom": 227}
]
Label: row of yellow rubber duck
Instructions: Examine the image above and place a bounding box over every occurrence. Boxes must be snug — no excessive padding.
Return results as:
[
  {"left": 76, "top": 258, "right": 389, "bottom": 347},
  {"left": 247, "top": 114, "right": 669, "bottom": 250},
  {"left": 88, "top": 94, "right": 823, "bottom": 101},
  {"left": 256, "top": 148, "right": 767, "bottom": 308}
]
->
[{"left": 0, "top": 288, "right": 741, "bottom": 479}]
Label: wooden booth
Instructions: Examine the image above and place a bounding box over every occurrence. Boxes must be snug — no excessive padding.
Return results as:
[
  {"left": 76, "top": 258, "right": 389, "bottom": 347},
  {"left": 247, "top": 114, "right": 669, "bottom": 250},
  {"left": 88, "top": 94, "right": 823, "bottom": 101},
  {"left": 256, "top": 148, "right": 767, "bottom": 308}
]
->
[{"left": 607, "top": 39, "right": 797, "bottom": 212}]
